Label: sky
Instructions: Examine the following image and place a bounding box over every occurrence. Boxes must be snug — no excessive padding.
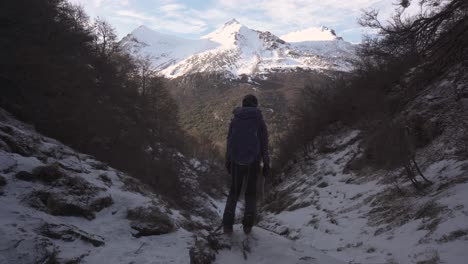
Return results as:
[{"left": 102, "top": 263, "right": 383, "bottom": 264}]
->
[{"left": 68, "top": 0, "right": 404, "bottom": 43}]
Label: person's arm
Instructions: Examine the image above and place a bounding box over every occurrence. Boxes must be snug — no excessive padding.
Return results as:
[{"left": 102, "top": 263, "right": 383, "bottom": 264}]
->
[
  {"left": 225, "top": 120, "right": 233, "bottom": 170},
  {"left": 259, "top": 113, "right": 270, "bottom": 167}
]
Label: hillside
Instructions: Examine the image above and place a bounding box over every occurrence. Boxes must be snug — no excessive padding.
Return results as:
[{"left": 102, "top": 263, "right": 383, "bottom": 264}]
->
[
  {"left": 0, "top": 108, "right": 221, "bottom": 263},
  {"left": 165, "top": 70, "right": 341, "bottom": 158},
  {"left": 258, "top": 57, "right": 468, "bottom": 263}
]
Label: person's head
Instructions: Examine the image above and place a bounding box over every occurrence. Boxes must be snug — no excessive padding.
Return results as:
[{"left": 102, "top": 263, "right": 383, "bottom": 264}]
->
[{"left": 242, "top": 94, "right": 258, "bottom": 108}]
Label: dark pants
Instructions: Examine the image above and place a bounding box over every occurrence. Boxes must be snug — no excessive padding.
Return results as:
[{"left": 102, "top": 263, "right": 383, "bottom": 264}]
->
[{"left": 222, "top": 161, "right": 260, "bottom": 227}]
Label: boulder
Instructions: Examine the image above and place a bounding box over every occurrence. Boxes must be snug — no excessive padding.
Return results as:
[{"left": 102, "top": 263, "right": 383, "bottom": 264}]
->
[
  {"left": 189, "top": 239, "right": 216, "bottom": 264},
  {"left": 26, "top": 176, "right": 112, "bottom": 220},
  {"left": 15, "top": 171, "right": 35, "bottom": 181},
  {"left": 15, "top": 164, "right": 65, "bottom": 183},
  {"left": 317, "top": 182, "right": 329, "bottom": 188},
  {"left": 46, "top": 192, "right": 96, "bottom": 220},
  {"left": 98, "top": 174, "right": 112, "bottom": 187},
  {"left": 0, "top": 125, "right": 35, "bottom": 156},
  {"left": 32, "top": 164, "right": 65, "bottom": 182},
  {"left": 1, "top": 237, "right": 58, "bottom": 264},
  {"left": 40, "top": 223, "right": 105, "bottom": 247},
  {"left": 90, "top": 195, "right": 113, "bottom": 212},
  {"left": 127, "top": 206, "right": 175, "bottom": 237},
  {"left": 0, "top": 175, "right": 6, "bottom": 186}
]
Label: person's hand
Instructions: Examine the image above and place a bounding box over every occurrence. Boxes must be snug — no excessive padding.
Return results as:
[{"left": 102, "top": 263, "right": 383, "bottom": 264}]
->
[
  {"left": 225, "top": 160, "right": 231, "bottom": 174},
  {"left": 262, "top": 164, "right": 270, "bottom": 178}
]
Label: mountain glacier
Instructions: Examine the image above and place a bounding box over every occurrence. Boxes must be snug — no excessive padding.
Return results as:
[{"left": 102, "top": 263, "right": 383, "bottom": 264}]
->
[{"left": 121, "top": 19, "right": 356, "bottom": 78}]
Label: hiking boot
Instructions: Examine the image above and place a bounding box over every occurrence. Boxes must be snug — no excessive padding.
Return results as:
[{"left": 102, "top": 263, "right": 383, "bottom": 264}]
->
[
  {"left": 223, "top": 225, "right": 233, "bottom": 235},
  {"left": 243, "top": 225, "right": 252, "bottom": 235}
]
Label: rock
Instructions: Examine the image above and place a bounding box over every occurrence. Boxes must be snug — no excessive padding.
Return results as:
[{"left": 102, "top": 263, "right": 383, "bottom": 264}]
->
[
  {"left": 0, "top": 134, "right": 32, "bottom": 156},
  {"left": 89, "top": 160, "right": 108, "bottom": 170},
  {"left": 46, "top": 192, "right": 96, "bottom": 220},
  {"left": 26, "top": 176, "right": 112, "bottom": 220},
  {"left": 0, "top": 138, "right": 11, "bottom": 152},
  {"left": 127, "top": 206, "right": 175, "bottom": 237},
  {"left": 98, "top": 174, "right": 112, "bottom": 187},
  {"left": 32, "top": 164, "right": 65, "bottom": 182},
  {"left": 15, "top": 165, "right": 65, "bottom": 183},
  {"left": 0, "top": 175, "right": 6, "bottom": 186},
  {"left": 1, "top": 174, "right": 7, "bottom": 195},
  {"left": 28, "top": 190, "right": 50, "bottom": 211},
  {"left": 278, "top": 226, "right": 289, "bottom": 236},
  {"left": 90, "top": 195, "right": 113, "bottom": 211},
  {"left": 2, "top": 237, "right": 58, "bottom": 264},
  {"left": 317, "top": 182, "right": 329, "bottom": 188},
  {"left": 40, "top": 223, "right": 105, "bottom": 247},
  {"left": 345, "top": 178, "right": 355, "bottom": 184},
  {"left": 0, "top": 125, "right": 36, "bottom": 156},
  {"left": 189, "top": 239, "right": 216, "bottom": 264},
  {"left": 15, "top": 171, "right": 35, "bottom": 181}
]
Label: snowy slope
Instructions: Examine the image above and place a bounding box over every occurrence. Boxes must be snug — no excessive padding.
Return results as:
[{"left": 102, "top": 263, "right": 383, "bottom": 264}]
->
[
  {"left": 256, "top": 65, "right": 468, "bottom": 264},
  {"left": 0, "top": 108, "right": 218, "bottom": 264},
  {"left": 121, "top": 25, "right": 219, "bottom": 71},
  {"left": 121, "top": 20, "right": 356, "bottom": 78},
  {"left": 260, "top": 126, "right": 468, "bottom": 264}
]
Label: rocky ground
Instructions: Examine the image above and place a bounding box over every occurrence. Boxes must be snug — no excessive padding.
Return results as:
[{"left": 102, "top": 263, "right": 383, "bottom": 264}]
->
[{"left": 0, "top": 108, "right": 221, "bottom": 264}]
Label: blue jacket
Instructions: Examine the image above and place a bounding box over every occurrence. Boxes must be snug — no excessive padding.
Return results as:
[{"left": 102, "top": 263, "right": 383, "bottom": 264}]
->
[{"left": 226, "top": 107, "right": 269, "bottom": 166}]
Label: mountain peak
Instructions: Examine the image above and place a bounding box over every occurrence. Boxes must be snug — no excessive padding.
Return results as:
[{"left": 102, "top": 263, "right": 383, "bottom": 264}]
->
[
  {"left": 201, "top": 19, "right": 247, "bottom": 46},
  {"left": 224, "top": 18, "right": 240, "bottom": 26},
  {"left": 132, "top": 25, "right": 151, "bottom": 34}
]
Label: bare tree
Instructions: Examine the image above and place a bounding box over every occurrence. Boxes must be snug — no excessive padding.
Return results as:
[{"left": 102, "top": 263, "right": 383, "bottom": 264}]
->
[
  {"left": 92, "top": 17, "right": 118, "bottom": 57},
  {"left": 364, "top": 120, "right": 433, "bottom": 190},
  {"left": 68, "top": 4, "right": 90, "bottom": 32},
  {"left": 136, "top": 55, "right": 155, "bottom": 96},
  {"left": 359, "top": 0, "right": 468, "bottom": 64}
]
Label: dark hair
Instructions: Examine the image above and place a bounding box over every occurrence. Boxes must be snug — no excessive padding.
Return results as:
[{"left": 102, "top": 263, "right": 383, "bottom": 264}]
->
[{"left": 242, "top": 94, "right": 258, "bottom": 107}]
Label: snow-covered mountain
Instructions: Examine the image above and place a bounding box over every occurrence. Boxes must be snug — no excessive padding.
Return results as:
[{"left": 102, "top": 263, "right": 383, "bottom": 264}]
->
[{"left": 121, "top": 19, "right": 356, "bottom": 79}]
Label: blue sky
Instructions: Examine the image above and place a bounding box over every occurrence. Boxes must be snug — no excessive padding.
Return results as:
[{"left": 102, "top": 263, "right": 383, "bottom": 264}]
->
[{"left": 69, "top": 0, "right": 401, "bottom": 43}]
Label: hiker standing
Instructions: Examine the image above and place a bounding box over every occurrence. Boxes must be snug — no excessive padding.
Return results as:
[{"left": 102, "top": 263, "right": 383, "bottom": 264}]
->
[{"left": 223, "top": 94, "right": 270, "bottom": 235}]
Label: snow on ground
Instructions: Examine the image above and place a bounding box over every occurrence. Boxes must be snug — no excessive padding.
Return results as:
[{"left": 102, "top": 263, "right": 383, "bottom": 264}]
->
[
  {"left": 0, "top": 108, "right": 217, "bottom": 264},
  {"left": 215, "top": 225, "right": 345, "bottom": 264},
  {"left": 260, "top": 128, "right": 468, "bottom": 264}
]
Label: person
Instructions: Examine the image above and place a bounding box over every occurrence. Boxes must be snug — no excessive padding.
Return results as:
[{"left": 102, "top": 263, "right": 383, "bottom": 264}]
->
[{"left": 223, "top": 94, "right": 270, "bottom": 235}]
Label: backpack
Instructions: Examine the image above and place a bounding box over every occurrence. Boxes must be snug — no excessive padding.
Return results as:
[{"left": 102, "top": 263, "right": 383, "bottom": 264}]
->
[{"left": 228, "top": 108, "right": 261, "bottom": 165}]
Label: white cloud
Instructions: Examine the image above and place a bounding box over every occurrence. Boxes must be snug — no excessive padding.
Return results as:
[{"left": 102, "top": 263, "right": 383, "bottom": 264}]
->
[
  {"left": 69, "top": 0, "right": 105, "bottom": 8},
  {"left": 116, "top": 10, "right": 155, "bottom": 21},
  {"left": 68, "top": 0, "right": 405, "bottom": 42},
  {"left": 160, "top": 4, "right": 186, "bottom": 12}
]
